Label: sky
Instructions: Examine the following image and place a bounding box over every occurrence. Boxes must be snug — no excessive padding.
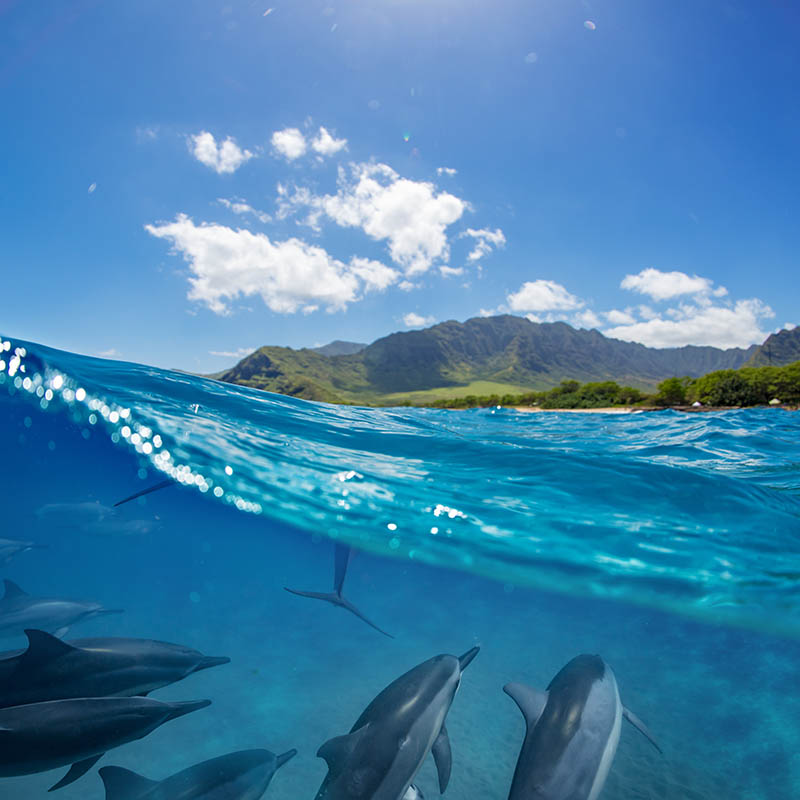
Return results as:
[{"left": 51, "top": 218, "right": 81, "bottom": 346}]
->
[{"left": 1, "top": 0, "right": 798, "bottom": 372}]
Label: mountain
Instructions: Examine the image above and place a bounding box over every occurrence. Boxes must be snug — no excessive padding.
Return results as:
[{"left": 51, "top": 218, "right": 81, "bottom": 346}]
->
[
  {"left": 311, "top": 340, "right": 367, "bottom": 357},
  {"left": 216, "top": 315, "right": 759, "bottom": 404},
  {"left": 744, "top": 327, "right": 800, "bottom": 367}
]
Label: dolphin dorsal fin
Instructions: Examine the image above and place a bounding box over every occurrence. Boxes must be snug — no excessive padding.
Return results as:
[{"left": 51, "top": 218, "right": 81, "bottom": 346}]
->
[
  {"left": 21, "top": 629, "right": 77, "bottom": 665},
  {"left": 99, "top": 766, "right": 159, "bottom": 800},
  {"left": 504, "top": 682, "right": 548, "bottom": 731},
  {"left": 318, "top": 725, "right": 368, "bottom": 771},
  {"left": 3, "top": 579, "right": 28, "bottom": 599}
]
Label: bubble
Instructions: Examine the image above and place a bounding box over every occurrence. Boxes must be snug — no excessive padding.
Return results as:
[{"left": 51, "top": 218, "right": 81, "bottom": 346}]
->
[
  {"left": 387, "top": 522, "right": 397, "bottom": 531},
  {"left": 224, "top": 465, "right": 233, "bottom": 476},
  {"left": 403, "top": 132, "right": 410, "bottom": 142},
  {"left": 389, "top": 537, "right": 400, "bottom": 550},
  {"left": 213, "top": 486, "right": 224, "bottom": 498},
  {"left": 75, "top": 388, "right": 86, "bottom": 402},
  {"left": 584, "top": 20, "right": 596, "bottom": 30}
]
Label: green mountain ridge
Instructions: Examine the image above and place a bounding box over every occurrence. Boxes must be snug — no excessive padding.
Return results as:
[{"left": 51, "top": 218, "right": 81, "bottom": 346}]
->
[
  {"left": 216, "top": 315, "right": 772, "bottom": 404},
  {"left": 744, "top": 327, "right": 800, "bottom": 367}
]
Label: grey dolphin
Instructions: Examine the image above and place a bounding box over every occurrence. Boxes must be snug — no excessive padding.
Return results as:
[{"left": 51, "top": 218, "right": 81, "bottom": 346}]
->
[
  {"left": 314, "top": 646, "right": 479, "bottom": 800},
  {"left": 0, "top": 695, "right": 211, "bottom": 791},
  {"left": 285, "top": 543, "right": 393, "bottom": 638},
  {"left": 503, "top": 654, "right": 661, "bottom": 800},
  {"left": 99, "top": 748, "right": 296, "bottom": 800},
  {"left": 0, "top": 629, "right": 229, "bottom": 708},
  {"left": 0, "top": 538, "right": 46, "bottom": 565},
  {"left": 0, "top": 579, "right": 123, "bottom": 640}
]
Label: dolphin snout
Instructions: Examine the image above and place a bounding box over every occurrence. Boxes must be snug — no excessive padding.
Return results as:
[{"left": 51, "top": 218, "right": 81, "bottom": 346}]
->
[
  {"left": 193, "top": 655, "right": 231, "bottom": 672},
  {"left": 97, "top": 608, "right": 125, "bottom": 617},
  {"left": 458, "top": 646, "right": 480, "bottom": 671}
]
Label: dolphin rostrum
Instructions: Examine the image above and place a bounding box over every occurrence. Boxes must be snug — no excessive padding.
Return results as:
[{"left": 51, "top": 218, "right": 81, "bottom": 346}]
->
[
  {"left": 0, "top": 695, "right": 211, "bottom": 791},
  {"left": 0, "top": 629, "right": 229, "bottom": 708},
  {"left": 504, "top": 654, "right": 661, "bottom": 800},
  {"left": 99, "top": 747, "right": 296, "bottom": 800},
  {"left": 314, "top": 646, "right": 479, "bottom": 799},
  {"left": 285, "top": 543, "right": 393, "bottom": 638},
  {"left": 0, "top": 579, "right": 122, "bottom": 640},
  {"left": 0, "top": 538, "right": 46, "bottom": 565}
]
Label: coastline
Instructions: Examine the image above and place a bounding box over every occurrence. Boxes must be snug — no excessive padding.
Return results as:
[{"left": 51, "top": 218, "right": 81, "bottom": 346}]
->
[{"left": 508, "top": 404, "right": 798, "bottom": 414}]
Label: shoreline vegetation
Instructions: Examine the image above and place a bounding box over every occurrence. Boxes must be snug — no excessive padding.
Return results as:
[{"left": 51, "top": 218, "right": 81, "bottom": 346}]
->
[{"left": 413, "top": 361, "right": 800, "bottom": 412}]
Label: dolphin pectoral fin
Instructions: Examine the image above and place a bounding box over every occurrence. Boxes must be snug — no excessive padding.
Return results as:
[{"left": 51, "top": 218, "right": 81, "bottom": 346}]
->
[
  {"left": 318, "top": 725, "right": 369, "bottom": 771},
  {"left": 431, "top": 724, "right": 452, "bottom": 793},
  {"left": 113, "top": 479, "right": 174, "bottom": 508},
  {"left": 503, "top": 682, "right": 548, "bottom": 731},
  {"left": 623, "top": 706, "right": 662, "bottom": 754},
  {"left": 48, "top": 754, "right": 104, "bottom": 791},
  {"left": 333, "top": 543, "right": 351, "bottom": 594},
  {"left": 403, "top": 785, "right": 425, "bottom": 800},
  {"left": 276, "top": 749, "right": 297, "bottom": 769},
  {"left": 338, "top": 596, "right": 394, "bottom": 639},
  {"left": 99, "top": 766, "right": 159, "bottom": 800}
]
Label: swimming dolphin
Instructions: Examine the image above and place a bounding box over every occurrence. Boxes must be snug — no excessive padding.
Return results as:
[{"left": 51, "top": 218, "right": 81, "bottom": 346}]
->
[
  {"left": 0, "top": 629, "right": 229, "bottom": 708},
  {"left": 285, "top": 543, "right": 393, "bottom": 638},
  {"left": 98, "top": 747, "right": 296, "bottom": 800},
  {"left": 503, "top": 654, "right": 661, "bottom": 800},
  {"left": 0, "top": 580, "right": 123, "bottom": 640},
  {"left": 314, "top": 646, "right": 479, "bottom": 800},
  {"left": 0, "top": 538, "right": 46, "bottom": 565},
  {"left": 0, "top": 695, "right": 211, "bottom": 791}
]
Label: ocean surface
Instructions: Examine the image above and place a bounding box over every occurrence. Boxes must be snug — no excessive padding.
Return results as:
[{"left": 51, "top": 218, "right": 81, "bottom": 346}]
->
[{"left": 1, "top": 336, "right": 799, "bottom": 799}]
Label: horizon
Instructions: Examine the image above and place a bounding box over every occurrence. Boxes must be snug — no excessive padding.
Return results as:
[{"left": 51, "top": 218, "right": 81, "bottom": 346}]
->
[{"left": 2, "top": 1, "right": 798, "bottom": 372}]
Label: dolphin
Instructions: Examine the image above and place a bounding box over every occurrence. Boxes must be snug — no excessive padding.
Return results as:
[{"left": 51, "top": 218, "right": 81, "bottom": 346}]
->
[
  {"left": 0, "top": 629, "right": 229, "bottom": 708},
  {"left": 0, "top": 695, "right": 211, "bottom": 791},
  {"left": 113, "top": 479, "right": 174, "bottom": 508},
  {"left": 285, "top": 543, "right": 393, "bottom": 638},
  {"left": 98, "top": 748, "right": 296, "bottom": 800},
  {"left": 0, "top": 579, "right": 123, "bottom": 640},
  {"left": 0, "top": 538, "right": 46, "bottom": 565},
  {"left": 314, "top": 646, "right": 479, "bottom": 800},
  {"left": 503, "top": 654, "right": 661, "bottom": 800}
]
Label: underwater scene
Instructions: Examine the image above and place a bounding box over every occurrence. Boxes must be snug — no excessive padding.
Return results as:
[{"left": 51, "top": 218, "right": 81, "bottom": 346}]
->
[{"left": 1, "top": 336, "right": 799, "bottom": 800}]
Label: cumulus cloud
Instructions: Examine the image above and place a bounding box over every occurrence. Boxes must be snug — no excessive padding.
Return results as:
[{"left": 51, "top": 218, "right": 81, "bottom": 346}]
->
[
  {"left": 271, "top": 127, "right": 307, "bottom": 160},
  {"left": 209, "top": 347, "right": 257, "bottom": 359},
  {"left": 507, "top": 280, "right": 584, "bottom": 313},
  {"left": 605, "top": 308, "right": 636, "bottom": 325},
  {"left": 437, "top": 167, "right": 457, "bottom": 176},
  {"left": 189, "top": 131, "right": 254, "bottom": 174},
  {"left": 292, "top": 162, "right": 467, "bottom": 275},
  {"left": 145, "top": 214, "right": 398, "bottom": 315},
  {"left": 217, "top": 197, "right": 270, "bottom": 224},
  {"left": 440, "top": 265, "right": 464, "bottom": 277},
  {"left": 403, "top": 312, "right": 435, "bottom": 328},
  {"left": 573, "top": 309, "right": 602, "bottom": 329},
  {"left": 462, "top": 227, "right": 506, "bottom": 263},
  {"left": 620, "top": 268, "right": 727, "bottom": 301},
  {"left": 311, "top": 126, "right": 347, "bottom": 156},
  {"left": 604, "top": 298, "right": 774, "bottom": 349}
]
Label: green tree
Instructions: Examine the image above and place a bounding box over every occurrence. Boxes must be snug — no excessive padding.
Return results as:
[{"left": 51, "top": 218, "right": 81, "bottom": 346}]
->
[{"left": 655, "top": 376, "right": 689, "bottom": 406}]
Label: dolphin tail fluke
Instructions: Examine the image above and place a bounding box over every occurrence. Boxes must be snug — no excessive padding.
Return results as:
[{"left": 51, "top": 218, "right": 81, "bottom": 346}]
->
[
  {"left": 99, "top": 766, "right": 159, "bottom": 800},
  {"left": 48, "top": 754, "right": 104, "bottom": 791},
  {"left": 276, "top": 749, "right": 297, "bottom": 769},
  {"left": 431, "top": 724, "right": 452, "bottom": 792},
  {"left": 623, "top": 706, "right": 662, "bottom": 754},
  {"left": 338, "top": 595, "right": 394, "bottom": 638},
  {"left": 165, "top": 698, "right": 212, "bottom": 721}
]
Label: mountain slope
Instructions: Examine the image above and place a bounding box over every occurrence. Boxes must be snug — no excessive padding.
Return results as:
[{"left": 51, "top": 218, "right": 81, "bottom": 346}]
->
[
  {"left": 744, "top": 327, "right": 800, "bottom": 367},
  {"left": 216, "top": 315, "right": 758, "bottom": 404}
]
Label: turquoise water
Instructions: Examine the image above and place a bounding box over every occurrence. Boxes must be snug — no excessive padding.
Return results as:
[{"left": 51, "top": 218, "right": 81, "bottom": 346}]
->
[{"left": 1, "top": 337, "right": 799, "bottom": 798}]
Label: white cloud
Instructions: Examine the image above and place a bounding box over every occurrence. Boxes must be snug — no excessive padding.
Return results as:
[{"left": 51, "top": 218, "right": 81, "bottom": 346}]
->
[
  {"left": 440, "top": 265, "right": 464, "bottom": 277},
  {"left": 436, "top": 166, "right": 457, "bottom": 176},
  {"left": 136, "top": 125, "right": 159, "bottom": 143},
  {"left": 605, "top": 308, "right": 636, "bottom": 325},
  {"left": 462, "top": 227, "right": 506, "bottom": 262},
  {"left": 573, "top": 309, "right": 602, "bottom": 329},
  {"left": 217, "top": 197, "right": 270, "bottom": 224},
  {"left": 97, "top": 348, "right": 120, "bottom": 358},
  {"left": 311, "top": 126, "right": 347, "bottom": 156},
  {"left": 298, "top": 162, "right": 466, "bottom": 275},
  {"left": 88, "top": 182, "right": 97, "bottom": 194},
  {"left": 524, "top": 52, "right": 538, "bottom": 64},
  {"left": 145, "top": 214, "right": 398, "bottom": 315},
  {"left": 507, "top": 280, "right": 584, "bottom": 313},
  {"left": 403, "top": 312, "right": 435, "bottom": 328},
  {"left": 209, "top": 347, "right": 257, "bottom": 359},
  {"left": 620, "top": 267, "right": 726, "bottom": 301},
  {"left": 604, "top": 298, "right": 774, "bottom": 349},
  {"left": 271, "top": 127, "right": 307, "bottom": 160},
  {"left": 189, "top": 131, "right": 254, "bottom": 175}
]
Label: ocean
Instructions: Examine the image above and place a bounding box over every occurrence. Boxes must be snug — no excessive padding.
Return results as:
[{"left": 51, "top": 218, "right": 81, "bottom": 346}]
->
[{"left": 1, "top": 336, "right": 799, "bottom": 799}]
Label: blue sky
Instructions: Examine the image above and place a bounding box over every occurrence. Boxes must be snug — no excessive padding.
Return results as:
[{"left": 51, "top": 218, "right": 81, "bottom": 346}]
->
[{"left": 2, "top": 0, "right": 798, "bottom": 372}]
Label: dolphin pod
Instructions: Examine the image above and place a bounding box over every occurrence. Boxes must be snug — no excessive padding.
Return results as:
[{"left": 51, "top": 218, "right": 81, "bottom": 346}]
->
[
  {"left": 0, "top": 696, "right": 211, "bottom": 791},
  {"left": 98, "top": 748, "right": 297, "bottom": 800},
  {"left": 0, "top": 629, "right": 229, "bottom": 708},
  {"left": 504, "top": 654, "right": 661, "bottom": 800},
  {"left": 314, "top": 646, "right": 480, "bottom": 800},
  {"left": 0, "top": 579, "right": 123, "bottom": 640},
  {"left": 285, "top": 543, "right": 394, "bottom": 638}
]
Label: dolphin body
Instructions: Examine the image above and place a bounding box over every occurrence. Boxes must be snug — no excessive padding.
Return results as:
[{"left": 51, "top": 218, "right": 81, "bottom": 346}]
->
[
  {"left": 504, "top": 654, "right": 661, "bottom": 800},
  {"left": 285, "top": 543, "right": 393, "bottom": 638},
  {"left": 0, "top": 539, "right": 46, "bottom": 565},
  {"left": 99, "top": 748, "right": 297, "bottom": 800},
  {"left": 0, "top": 629, "right": 229, "bottom": 708},
  {"left": 0, "top": 579, "right": 122, "bottom": 640},
  {"left": 0, "top": 695, "right": 211, "bottom": 791},
  {"left": 314, "top": 646, "right": 479, "bottom": 800}
]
